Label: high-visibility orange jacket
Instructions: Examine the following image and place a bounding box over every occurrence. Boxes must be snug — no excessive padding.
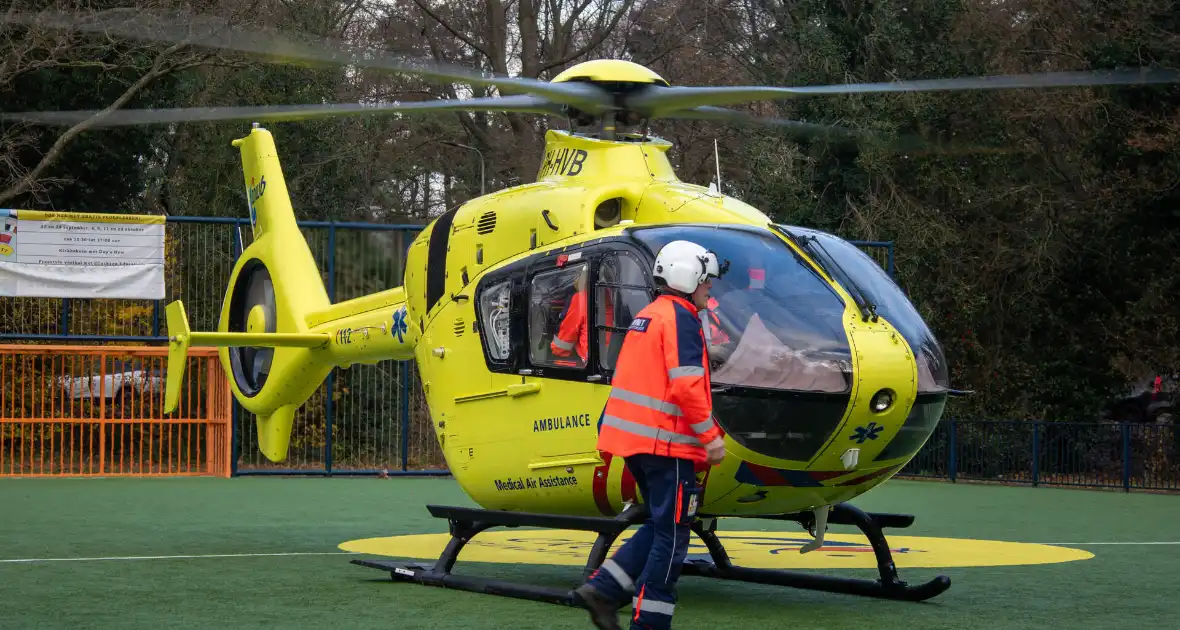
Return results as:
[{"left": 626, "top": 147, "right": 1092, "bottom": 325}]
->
[
  {"left": 551, "top": 289, "right": 588, "bottom": 363},
  {"left": 597, "top": 293, "right": 724, "bottom": 464}
]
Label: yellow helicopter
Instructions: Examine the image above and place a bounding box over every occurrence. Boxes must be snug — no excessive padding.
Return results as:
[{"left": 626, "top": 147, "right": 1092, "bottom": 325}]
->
[{"left": 7, "top": 9, "right": 1178, "bottom": 608}]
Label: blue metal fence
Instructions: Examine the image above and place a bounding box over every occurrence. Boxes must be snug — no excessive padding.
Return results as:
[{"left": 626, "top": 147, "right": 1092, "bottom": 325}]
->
[
  {"left": 900, "top": 419, "right": 1179, "bottom": 492},
  {"left": 2, "top": 216, "right": 441, "bottom": 476}
]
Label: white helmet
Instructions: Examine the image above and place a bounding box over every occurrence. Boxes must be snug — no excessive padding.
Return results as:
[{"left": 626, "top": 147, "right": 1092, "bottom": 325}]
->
[{"left": 653, "top": 240, "right": 720, "bottom": 293}]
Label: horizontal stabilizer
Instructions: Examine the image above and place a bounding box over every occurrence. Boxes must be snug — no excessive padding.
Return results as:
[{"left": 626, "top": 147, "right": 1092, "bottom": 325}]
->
[
  {"left": 188, "top": 331, "right": 330, "bottom": 348},
  {"left": 164, "top": 300, "right": 329, "bottom": 414}
]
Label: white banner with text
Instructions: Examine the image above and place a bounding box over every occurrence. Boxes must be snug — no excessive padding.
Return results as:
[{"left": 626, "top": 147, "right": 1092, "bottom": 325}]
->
[{"left": 0, "top": 209, "right": 166, "bottom": 299}]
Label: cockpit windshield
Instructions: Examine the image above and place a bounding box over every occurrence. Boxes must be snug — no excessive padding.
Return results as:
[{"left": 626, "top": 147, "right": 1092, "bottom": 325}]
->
[
  {"left": 631, "top": 225, "right": 852, "bottom": 393},
  {"left": 781, "top": 225, "right": 951, "bottom": 393}
]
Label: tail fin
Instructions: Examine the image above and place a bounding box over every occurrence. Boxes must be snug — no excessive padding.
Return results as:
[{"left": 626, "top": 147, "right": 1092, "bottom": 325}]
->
[
  {"left": 232, "top": 124, "right": 330, "bottom": 315},
  {"left": 163, "top": 125, "right": 419, "bottom": 463}
]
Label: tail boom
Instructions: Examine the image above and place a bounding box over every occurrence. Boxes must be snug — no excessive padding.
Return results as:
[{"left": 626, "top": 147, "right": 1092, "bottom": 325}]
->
[{"left": 310, "top": 287, "right": 416, "bottom": 367}]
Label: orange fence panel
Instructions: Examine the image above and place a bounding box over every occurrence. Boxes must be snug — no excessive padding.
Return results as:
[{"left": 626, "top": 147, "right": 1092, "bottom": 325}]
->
[{"left": 0, "top": 345, "right": 232, "bottom": 477}]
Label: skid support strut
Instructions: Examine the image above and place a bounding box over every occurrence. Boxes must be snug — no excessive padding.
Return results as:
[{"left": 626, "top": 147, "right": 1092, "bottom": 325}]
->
[{"left": 351, "top": 502, "right": 950, "bottom": 607}]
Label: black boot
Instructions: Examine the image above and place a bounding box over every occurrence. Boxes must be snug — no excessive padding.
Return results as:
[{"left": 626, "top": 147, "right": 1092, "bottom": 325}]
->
[{"left": 574, "top": 583, "right": 622, "bottom": 630}]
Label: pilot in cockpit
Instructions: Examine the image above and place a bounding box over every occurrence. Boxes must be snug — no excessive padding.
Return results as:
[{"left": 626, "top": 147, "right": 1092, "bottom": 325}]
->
[{"left": 705, "top": 251, "right": 767, "bottom": 365}]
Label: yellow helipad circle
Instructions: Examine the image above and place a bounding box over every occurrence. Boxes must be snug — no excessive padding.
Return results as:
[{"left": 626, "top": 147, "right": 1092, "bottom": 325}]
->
[{"left": 340, "top": 530, "right": 1092, "bottom": 569}]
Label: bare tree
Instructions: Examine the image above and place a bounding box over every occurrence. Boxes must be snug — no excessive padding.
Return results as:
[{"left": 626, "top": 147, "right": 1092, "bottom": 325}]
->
[
  {"left": 0, "top": 1, "right": 256, "bottom": 206},
  {"left": 363, "top": 0, "right": 644, "bottom": 181}
]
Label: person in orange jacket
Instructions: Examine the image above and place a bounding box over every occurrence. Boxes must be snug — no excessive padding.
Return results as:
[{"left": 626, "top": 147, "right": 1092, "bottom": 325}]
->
[
  {"left": 704, "top": 295, "right": 729, "bottom": 344},
  {"left": 701, "top": 263, "right": 765, "bottom": 363},
  {"left": 575, "top": 240, "right": 727, "bottom": 630},
  {"left": 551, "top": 266, "right": 590, "bottom": 366}
]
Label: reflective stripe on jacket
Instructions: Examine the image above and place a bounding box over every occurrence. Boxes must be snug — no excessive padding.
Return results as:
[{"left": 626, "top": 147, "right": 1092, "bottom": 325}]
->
[
  {"left": 597, "top": 293, "right": 724, "bottom": 463},
  {"left": 551, "top": 290, "right": 588, "bottom": 362}
]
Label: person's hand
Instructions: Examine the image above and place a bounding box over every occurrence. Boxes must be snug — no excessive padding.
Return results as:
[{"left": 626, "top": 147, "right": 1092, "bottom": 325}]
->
[{"left": 704, "top": 437, "right": 726, "bottom": 466}]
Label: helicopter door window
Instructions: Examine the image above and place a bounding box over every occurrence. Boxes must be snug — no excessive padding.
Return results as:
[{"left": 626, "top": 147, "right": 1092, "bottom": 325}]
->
[
  {"left": 528, "top": 262, "right": 590, "bottom": 369},
  {"left": 595, "top": 252, "right": 654, "bottom": 371}
]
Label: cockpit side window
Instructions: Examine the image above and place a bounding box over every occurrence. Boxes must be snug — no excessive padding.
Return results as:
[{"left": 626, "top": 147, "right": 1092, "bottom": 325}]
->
[
  {"left": 527, "top": 262, "right": 590, "bottom": 369},
  {"left": 477, "top": 278, "right": 513, "bottom": 363},
  {"left": 595, "top": 251, "right": 653, "bottom": 371}
]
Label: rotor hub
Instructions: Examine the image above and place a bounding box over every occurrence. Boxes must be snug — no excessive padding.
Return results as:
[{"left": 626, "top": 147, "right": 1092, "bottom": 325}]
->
[{"left": 549, "top": 60, "right": 672, "bottom": 139}]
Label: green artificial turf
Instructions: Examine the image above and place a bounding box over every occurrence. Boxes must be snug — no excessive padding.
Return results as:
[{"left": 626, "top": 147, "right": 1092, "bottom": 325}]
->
[{"left": 0, "top": 476, "right": 1174, "bottom": 629}]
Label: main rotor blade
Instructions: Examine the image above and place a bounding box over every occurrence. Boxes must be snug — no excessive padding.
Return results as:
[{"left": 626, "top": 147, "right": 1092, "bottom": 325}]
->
[
  {"left": 663, "top": 106, "right": 868, "bottom": 142},
  {"left": 626, "top": 68, "right": 1180, "bottom": 116},
  {"left": 3, "top": 9, "right": 611, "bottom": 112},
  {"left": 0, "top": 95, "right": 563, "bottom": 128},
  {"left": 663, "top": 106, "right": 1025, "bottom": 156}
]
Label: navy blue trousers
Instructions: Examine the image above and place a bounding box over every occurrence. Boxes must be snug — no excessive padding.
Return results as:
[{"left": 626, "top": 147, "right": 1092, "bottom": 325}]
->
[{"left": 586, "top": 454, "right": 698, "bottom": 630}]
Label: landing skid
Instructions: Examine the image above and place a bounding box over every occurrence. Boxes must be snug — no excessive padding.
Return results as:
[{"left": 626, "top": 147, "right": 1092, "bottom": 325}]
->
[{"left": 350, "top": 503, "right": 951, "bottom": 607}]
